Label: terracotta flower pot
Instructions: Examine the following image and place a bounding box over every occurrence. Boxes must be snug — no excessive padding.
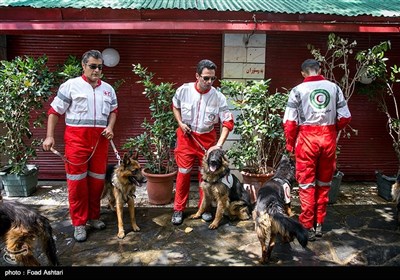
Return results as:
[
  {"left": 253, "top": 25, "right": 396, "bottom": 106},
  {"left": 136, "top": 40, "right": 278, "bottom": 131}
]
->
[
  {"left": 142, "top": 169, "right": 177, "bottom": 205},
  {"left": 241, "top": 171, "right": 274, "bottom": 204}
]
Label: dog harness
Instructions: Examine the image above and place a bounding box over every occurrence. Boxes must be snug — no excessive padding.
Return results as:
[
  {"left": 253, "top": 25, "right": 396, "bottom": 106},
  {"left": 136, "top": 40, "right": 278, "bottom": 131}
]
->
[
  {"left": 272, "top": 177, "right": 291, "bottom": 204},
  {"left": 219, "top": 173, "right": 234, "bottom": 189}
]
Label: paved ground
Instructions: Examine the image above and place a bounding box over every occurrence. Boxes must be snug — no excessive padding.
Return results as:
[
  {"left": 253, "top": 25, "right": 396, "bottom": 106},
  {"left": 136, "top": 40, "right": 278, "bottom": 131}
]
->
[{"left": 0, "top": 180, "right": 399, "bottom": 275}]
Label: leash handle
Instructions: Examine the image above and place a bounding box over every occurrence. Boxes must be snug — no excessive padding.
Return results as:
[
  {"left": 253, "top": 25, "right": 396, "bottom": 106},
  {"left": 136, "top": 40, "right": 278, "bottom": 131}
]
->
[
  {"left": 50, "top": 147, "right": 63, "bottom": 158},
  {"left": 109, "top": 139, "right": 121, "bottom": 165}
]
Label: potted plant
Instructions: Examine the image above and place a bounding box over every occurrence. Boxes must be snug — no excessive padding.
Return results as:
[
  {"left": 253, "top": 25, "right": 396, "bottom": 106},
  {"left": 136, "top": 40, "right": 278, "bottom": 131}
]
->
[
  {"left": 0, "top": 55, "right": 55, "bottom": 196},
  {"left": 123, "top": 64, "right": 178, "bottom": 204},
  {"left": 308, "top": 33, "right": 391, "bottom": 203},
  {"left": 220, "top": 79, "right": 287, "bottom": 202},
  {"left": 359, "top": 46, "right": 400, "bottom": 201}
]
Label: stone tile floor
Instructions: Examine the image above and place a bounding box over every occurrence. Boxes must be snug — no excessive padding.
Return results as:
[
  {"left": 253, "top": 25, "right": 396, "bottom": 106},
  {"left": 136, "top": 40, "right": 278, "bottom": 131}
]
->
[
  {"left": 3, "top": 180, "right": 388, "bottom": 208},
  {"left": 0, "top": 180, "right": 399, "bottom": 275}
]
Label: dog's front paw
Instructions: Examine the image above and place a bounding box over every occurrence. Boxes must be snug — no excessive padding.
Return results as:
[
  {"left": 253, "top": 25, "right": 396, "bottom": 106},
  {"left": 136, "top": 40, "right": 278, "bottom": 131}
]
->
[
  {"left": 190, "top": 213, "right": 201, "bottom": 219},
  {"left": 258, "top": 258, "right": 268, "bottom": 265},
  {"left": 117, "top": 230, "right": 126, "bottom": 239},
  {"left": 208, "top": 222, "right": 219, "bottom": 229},
  {"left": 132, "top": 224, "right": 140, "bottom": 232}
]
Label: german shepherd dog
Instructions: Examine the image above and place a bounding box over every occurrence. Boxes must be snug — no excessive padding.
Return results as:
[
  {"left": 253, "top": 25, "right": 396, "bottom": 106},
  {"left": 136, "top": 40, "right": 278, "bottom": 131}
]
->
[
  {"left": 102, "top": 152, "right": 145, "bottom": 239},
  {"left": 190, "top": 147, "right": 252, "bottom": 229},
  {"left": 391, "top": 174, "right": 400, "bottom": 224},
  {"left": 0, "top": 195, "right": 59, "bottom": 266},
  {"left": 254, "top": 155, "right": 308, "bottom": 264}
]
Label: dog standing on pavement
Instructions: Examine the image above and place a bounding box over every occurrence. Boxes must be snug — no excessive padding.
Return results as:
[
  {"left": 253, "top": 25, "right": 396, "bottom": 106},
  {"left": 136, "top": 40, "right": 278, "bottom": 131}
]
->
[
  {"left": 102, "top": 151, "right": 145, "bottom": 239},
  {"left": 391, "top": 174, "right": 400, "bottom": 224},
  {"left": 0, "top": 195, "right": 59, "bottom": 266},
  {"left": 254, "top": 155, "right": 308, "bottom": 264},
  {"left": 190, "top": 147, "right": 252, "bottom": 229}
]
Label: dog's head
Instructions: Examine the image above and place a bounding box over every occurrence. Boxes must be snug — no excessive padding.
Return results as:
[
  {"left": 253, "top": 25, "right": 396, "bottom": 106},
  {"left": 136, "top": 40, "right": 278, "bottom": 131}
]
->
[
  {"left": 273, "top": 154, "right": 296, "bottom": 186},
  {"left": 204, "top": 147, "right": 229, "bottom": 174},
  {"left": 228, "top": 200, "right": 251, "bottom": 221},
  {"left": 119, "top": 151, "right": 145, "bottom": 186}
]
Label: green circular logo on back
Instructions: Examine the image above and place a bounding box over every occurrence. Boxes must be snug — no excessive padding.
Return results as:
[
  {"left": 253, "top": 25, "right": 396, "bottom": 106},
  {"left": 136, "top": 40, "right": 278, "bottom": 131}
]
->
[{"left": 310, "top": 89, "right": 330, "bottom": 109}]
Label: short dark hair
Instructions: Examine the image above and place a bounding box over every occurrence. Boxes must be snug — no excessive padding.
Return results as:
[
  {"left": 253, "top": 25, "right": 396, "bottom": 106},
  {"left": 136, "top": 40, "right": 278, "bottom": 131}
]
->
[
  {"left": 82, "top": 50, "right": 103, "bottom": 64},
  {"left": 301, "top": 59, "right": 320, "bottom": 73},
  {"left": 197, "top": 59, "right": 217, "bottom": 75}
]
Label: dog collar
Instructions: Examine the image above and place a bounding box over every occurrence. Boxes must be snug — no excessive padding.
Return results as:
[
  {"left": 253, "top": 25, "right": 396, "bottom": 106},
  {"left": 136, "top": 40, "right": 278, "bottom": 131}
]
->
[{"left": 203, "top": 168, "right": 230, "bottom": 184}]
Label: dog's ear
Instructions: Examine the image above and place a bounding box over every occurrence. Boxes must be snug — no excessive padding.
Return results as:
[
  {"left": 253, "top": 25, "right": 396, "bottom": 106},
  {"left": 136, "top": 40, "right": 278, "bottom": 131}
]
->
[
  {"left": 128, "top": 150, "right": 139, "bottom": 160},
  {"left": 122, "top": 153, "right": 131, "bottom": 166}
]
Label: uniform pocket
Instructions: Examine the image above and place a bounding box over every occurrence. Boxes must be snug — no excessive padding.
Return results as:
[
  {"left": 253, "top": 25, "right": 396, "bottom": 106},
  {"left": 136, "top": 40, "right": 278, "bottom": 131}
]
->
[
  {"left": 71, "top": 93, "right": 88, "bottom": 113},
  {"left": 204, "top": 106, "right": 219, "bottom": 125},
  {"left": 181, "top": 102, "right": 192, "bottom": 122}
]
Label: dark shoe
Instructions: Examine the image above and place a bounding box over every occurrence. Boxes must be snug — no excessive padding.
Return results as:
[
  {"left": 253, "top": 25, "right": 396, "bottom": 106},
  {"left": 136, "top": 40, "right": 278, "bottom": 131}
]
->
[
  {"left": 201, "top": 212, "right": 213, "bottom": 222},
  {"left": 308, "top": 228, "right": 316, "bottom": 241},
  {"left": 315, "top": 223, "right": 323, "bottom": 237},
  {"left": 74, "top": 225, "right": 87, "bottom": 242},
  {"left": 171, "top": 211, "right": 183, "bottom": 225}
]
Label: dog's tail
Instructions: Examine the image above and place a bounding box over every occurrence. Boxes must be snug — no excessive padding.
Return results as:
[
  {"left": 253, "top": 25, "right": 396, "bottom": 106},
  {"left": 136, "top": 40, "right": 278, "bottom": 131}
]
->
[
  {"left": 39, "top": 216, "right": 60, "bottom": 266},
  {"left": 269, "top": 212, "right": 308, "bottom": 248}
]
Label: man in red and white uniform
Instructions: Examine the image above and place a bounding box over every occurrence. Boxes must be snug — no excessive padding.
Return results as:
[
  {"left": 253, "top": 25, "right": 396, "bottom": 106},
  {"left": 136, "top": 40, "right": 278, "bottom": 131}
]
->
[
  {"left": 171, "top": 59, "right": 234, "bottom": 225},
  {"left": 43, "top": 50, "right": 118, "bottom": 242},
  {"left": 283, "top": 59, "right": 351, "bottom": 241}
]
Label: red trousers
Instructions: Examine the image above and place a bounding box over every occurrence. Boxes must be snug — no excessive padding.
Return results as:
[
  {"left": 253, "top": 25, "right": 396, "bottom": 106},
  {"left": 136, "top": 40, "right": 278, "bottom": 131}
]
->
[
  {"left": 295, "top": 126, "right": 336, "bottom": 229},
  {"left": 64, "top": 126, "right": 109, "bottom": 226},
  {"left": 173, "top": 128, "right": 216, "bottom": 212},
  {"left": 298, "top": 186, "right": 330, "bottom": 229}
]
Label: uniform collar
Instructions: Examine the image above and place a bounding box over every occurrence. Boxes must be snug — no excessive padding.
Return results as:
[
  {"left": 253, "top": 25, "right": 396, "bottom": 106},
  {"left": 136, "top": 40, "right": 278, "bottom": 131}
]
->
[
  {"left": 195, "top": 81, "right": 211, "bottom": 94},
  {"left": 82, "top": 74, "right": 101, "bottom": 87},
  {"left": 303, "top": 75, "right": 325, "bottom": 83}
]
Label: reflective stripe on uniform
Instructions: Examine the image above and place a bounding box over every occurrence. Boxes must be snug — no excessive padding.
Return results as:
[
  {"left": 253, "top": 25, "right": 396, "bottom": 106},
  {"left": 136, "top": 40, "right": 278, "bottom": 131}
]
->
[
  {"left": 299, "top": 182, "right": 315, "bottom": 189},
  {"left": 88, "top": 170, "right": 105, "bottom": 180},
  {"left": 316, "top": 179, "right": 332, "bottom": 186},
  {"left": 178, "top": 167, "right": 192, "bottom": 174},
  {"left": 66, "top": 172, "right": 87, "bottom": 181}
]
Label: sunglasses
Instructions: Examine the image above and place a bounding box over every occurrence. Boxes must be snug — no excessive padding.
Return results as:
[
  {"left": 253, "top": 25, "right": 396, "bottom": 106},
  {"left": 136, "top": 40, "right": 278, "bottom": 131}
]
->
[
  {"left": 87, "top": 64, "right": 103, "bottom": 70},
  {"left": 201, "top": 76, "right": 217, "bottom": 82}
]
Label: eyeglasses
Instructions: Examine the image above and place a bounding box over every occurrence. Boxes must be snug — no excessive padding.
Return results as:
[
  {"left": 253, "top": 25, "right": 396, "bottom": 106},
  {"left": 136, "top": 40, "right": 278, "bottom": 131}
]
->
[
  {"left": 200, "top": 76, "right": 217, "bottom": 82},
  {"left": 87, "top": 64, "right": 103, "bottom": 70}
]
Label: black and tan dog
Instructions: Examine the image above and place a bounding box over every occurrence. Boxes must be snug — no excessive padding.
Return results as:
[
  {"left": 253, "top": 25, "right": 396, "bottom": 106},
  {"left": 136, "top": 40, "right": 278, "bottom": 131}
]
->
[
  {"left": 102, "top": 151, "right": 145, "bottom": 239},
  {"left": 0, "top": 194, "right": 59, "bottom": 266},
  {"left": 190, "top": 147, "right": 252, "bottom": 229},
  {"left": 254, "top": 155, "right": 308, "bottom": 264},
  {"left": 391, "top": 174, "right": 400, "bottom": 224}
]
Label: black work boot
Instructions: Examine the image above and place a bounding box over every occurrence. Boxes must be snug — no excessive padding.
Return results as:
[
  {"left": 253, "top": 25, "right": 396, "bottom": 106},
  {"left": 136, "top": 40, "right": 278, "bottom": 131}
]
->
[{"left": 308, "top": 228, "right": 316, "bottom": 241}]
